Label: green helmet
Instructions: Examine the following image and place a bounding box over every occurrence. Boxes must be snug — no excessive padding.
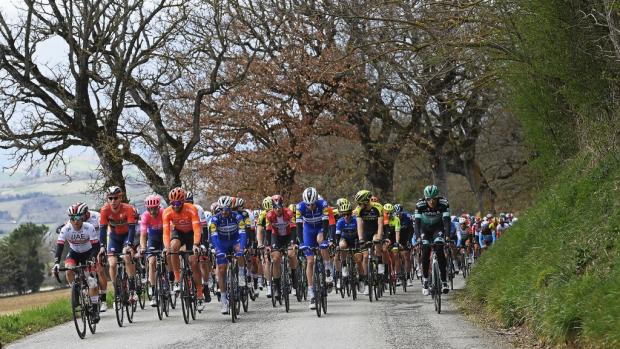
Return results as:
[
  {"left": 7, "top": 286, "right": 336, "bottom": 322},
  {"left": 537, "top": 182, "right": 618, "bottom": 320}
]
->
[
  {"left": 262, "top": 196, "right": 273, "bottom": 211},
  {"left": 383, "top": 203, "right": 394, "bottom": 213},
  {"left": 423, "top": 185, "right": 439, "bottom": 199},
  {"left": 354, "top": 190, "right": 372, "bottom": 203},
  {"left": 338, "top": 200, "right": 352, "bottom": 212},
  {"left": 336, "top": 197, "right": 349, "bottom": 207}
]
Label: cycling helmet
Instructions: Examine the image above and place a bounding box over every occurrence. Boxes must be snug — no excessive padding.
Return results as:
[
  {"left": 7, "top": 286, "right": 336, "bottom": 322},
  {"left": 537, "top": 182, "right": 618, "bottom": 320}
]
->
[
  {"left": 338, "top": 201, "right": 352, "bottom": 213},
  {"left": 106, "top": 186, "right": 123, "bottom": 196},
  {"left": 218, "top": 195, "right": 233, "bottom": 208},
  {"left": 185, "top": 191, "right": 194, "bottom": 203},
  {"left": 262, "top": 196, "right": 273, "bottom": 211},
  {"left": 336, "top": 198, "right": 348, "bottom": 207},
  {"left": 236, "top": 197, "right": 245, "bottom": 208},
  {"left": 393, "top": 204, "right": 402, "bottom": 214},
  {"left": 210, "top": 202, "right": 220, "bottom": 213},
  {"left": 288, "top": 204, "right": 296, "bottom": 212},
  {"left": 67, "top": 202, "right": 89, "bottom": 216},
  {"left": 423, "top": 185, "right": 439, "bottom": 199},
  {"left": 144, "top": 195, "right": 161, "bottom": 208},
  {"left": 370, "top": 196, "right": 379, "bottom": 203},
  {"left": 230, "top": 197, "right": 238, "bottom": 209},
  {"left": 458, "top": 217, "right": 467, "bottom": 224},
  {"left": 302, "top": 187, "right": 318, "bottom": 205},
  {"left": 168, "top": 187, "right": 186, "bottom": 202},
  {"left": 354, "top": 190, "right": 371, "bottom": 203},
  {"left": 271, "top": 194, "right": 284, "bottom": 208},
  {"left": 383, "top": 203, "right": 394, "bottom": 214}
]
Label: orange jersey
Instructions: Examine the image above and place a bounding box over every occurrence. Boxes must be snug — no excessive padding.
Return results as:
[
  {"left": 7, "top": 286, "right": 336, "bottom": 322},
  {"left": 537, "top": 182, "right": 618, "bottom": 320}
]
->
[
  {"left": 328, "top": 206, "right": 336, "bottom": 226},
  {"left": 383, "top": 211, "right": 389, "bottom": 225},
  {"left": 99, "top": 203, "right": 136, "bottom": 234},
  {"left": 163, "top": 203, "right": 201, "bottom": 247}
]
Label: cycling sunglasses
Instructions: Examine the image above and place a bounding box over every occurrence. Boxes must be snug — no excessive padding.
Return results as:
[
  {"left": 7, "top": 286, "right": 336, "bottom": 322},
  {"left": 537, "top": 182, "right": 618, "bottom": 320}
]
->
[
  {"left": 107, "top": 196, "right": 121, "bottom": 201},
  {"left": 69, "top": 215, "right": 84, "bottom": 222},
  {"left": 171, "top": 200, "right": 183, "bottom": 207}
]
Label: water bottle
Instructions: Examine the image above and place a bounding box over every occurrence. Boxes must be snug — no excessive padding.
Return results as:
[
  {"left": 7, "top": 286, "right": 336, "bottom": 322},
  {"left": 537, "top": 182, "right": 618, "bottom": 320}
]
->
[{"left": 87, "top": 275, "right": 98, "bottom": 289}]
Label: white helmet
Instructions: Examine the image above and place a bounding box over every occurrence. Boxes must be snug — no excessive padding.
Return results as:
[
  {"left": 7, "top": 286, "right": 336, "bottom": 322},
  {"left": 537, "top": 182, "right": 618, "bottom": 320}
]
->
[
  {"left": 302, "top": 187, "right": 318, "bottom": 205},
  {"left": 458, "top": 217, "right": 467, "bottom": 224},
  {"left": 218, "top": 195, "right": 233, "bottom": 208}
]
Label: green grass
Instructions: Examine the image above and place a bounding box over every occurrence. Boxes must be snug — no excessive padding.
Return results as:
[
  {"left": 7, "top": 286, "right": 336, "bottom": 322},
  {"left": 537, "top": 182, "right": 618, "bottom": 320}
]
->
[
  {"left": 464, "top": 155, "right": 620, "bottom": 348},
  {"left": 0, "top": 299, "right": 72, "bottom": 344}
]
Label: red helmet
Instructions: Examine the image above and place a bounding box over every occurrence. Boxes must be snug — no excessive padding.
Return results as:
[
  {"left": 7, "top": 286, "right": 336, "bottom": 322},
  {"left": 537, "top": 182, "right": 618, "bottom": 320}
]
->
[
  {"left": 271, "top": 195, "right": 284, "bottom": 208},
  {"left": 168, "top": 187, "right": 186, "bottom": 202},
  {"left": 67, "top": 202, "right": 88, "bottom": 216},
  {"left": 144, "top": 195, "right": 161, "bottom": 208}
]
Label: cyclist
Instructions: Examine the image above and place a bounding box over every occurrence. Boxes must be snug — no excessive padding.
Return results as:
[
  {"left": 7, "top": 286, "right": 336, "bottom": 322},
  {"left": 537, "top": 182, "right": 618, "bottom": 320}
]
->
[
  {"left": 334, "top": 200, "right": 363, "bottom": 290},
  {"left": 256, "top": 196, "right": 273, "bottom": 297},
  {"left": 496, "top": 213, "right": 510, "bottom": 238},
  {"left": 479, "top": 221, "right": 496, "bottom": 253},
  {"left": 54, "top": 204, "right": 101, "bottom": 322},
  {"left": 414, "top": 185, "right": 451, "bottom": 295},
  {"left": 296, "top": 187, "right": 331, "bottom": 310},
  {"left": 210, "top": 195, "right": 248, "bottom": 314},
  {"left": 383, "top": 203, "right": 404, "bottom": 286},
  {"left": 186, "top": 191, "right": 212, "bottom": 303},
  {"left": 162, "top": 187, "right": 205, "bottom": 310},
  {"left": 394, "top": 203, "right": 414, "bottom": 286},
  {"left": 353, "top": 189, "right": 384, "bottom": 295},
  {"left": 136, "top": 195, "right": 168, "bottom": 307},
  {"left": 232, "top": 197, "right": 253, "bottom": 285},
  {"left": 263, "top": 194, "right": 298, "bottom": 300},
  {"left": 98, "top": 186, "right": 138, "bottom": 302}
]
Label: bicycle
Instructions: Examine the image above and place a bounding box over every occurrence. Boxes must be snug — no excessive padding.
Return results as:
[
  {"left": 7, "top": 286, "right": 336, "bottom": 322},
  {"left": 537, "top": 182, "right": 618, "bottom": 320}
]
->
[
  {"left": 135, "top": 254, "right": 147, "bottom": 310},
  {"left": 296, "top": 247, "right": 308, "bottom": 302},
  {"left": 428, "top": 240, "right": 445, "bottom": 314},
  {"left": 147, "top": 249, "right": 170, "bottom": 320},
  {"left": 444, "top": 241, "right": 455, "bottom": 291},
  {"left": 112, "top": 253, "right": 135, "bottom": 327},
  {"left": 340, "top": 246, "right": 359, "bottom": 300},
  {"left": 306, "top": 246, "right": 327, "bottom": 317},
  {"left": 225, "top": 252, "right": 242, "bottom": 323},
  {"left": 362, "top": 240, "right": 382, "bottom": 302},
  {"left": 54, "top": 261, "right": 100, "bottom": 339},
  {"left": 170, "top": 250, "right": 198, "bottom": 324}
]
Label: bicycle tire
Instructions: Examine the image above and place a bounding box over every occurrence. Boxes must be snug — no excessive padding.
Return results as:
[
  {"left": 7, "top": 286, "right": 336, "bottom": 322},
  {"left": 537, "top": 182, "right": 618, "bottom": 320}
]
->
[
  {"left": 125, "top": 277, "right": 135, "bottom": 323},
  {"left": 433, "top": 259, "right": 441, "bottom": 314},
  {"left": 229, "top": 261, "right": 238, "bottom": 323},
  {"left": 269, "top": 260, "right": 276, "bottom": 308},
  {"left": 87, "top": 289, "right": 98, "bottom": 334},
  {"left": 71, "top": 281, "right": 86, "bottom": 339},
  {"left": 114, "top": 272, "right": 124, "bottom": 327},
  {"left": 367, "top": 258, "right": 374, "bottom": 303},
  {"left": 282, "top": 255, "right": 290, "bottom": 313},
  {"left": 155, "top": 270, "right": 163, "bottom": 320},
  {"left": 137, "top": 275, "right": 146, "bottom": 310},
  {"left": 313, "top": 259, "right": 322, "bottom": 317}
]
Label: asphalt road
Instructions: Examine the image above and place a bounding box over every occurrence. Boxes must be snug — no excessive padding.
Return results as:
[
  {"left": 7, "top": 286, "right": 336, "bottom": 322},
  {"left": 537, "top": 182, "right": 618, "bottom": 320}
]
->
[{"left": 8, "top": 277, "right": 511, "bottom": 349}]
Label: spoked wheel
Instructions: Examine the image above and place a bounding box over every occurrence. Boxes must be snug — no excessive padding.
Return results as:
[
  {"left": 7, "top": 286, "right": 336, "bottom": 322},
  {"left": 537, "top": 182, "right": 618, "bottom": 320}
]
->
[
  {"left": 269, "top": 262, "right": 276, "bottom": 308},
  {"left": 155, "top": 273, "right": 163, "bottom": 320},
  {"left": 189, "top": 276, "right": 197, "bottom": 320},
  {"left": 137, "top": 277, "right": 146, "bottom": 310},
  {"left": 114, "top": 278, "right": 125, "bottom": 327},
  {"left": 314, "top": 267, "right": 322, "bottom": 317},
  {"left": 181, "top": 273, "right": 191, "bottom": 324},
  {"left": 433, "top": 262, "right": 442, "bottom": 314},
  {"left": 320, "top": 273, "right": 327, "bottom": 315},
  {"left": 229, "top": 265, "right": 239, "bottom": 323},
  {"left": 125, "top": 280, "right": 135, "bottom": 324},
  {"left": 71, "top": 283, "right": 87, "bottom": 339},
  {"left": 87, "top": 299, "right": 98, "bottom": 334},
  {"left": 242, "top": 287, "right": 249, "bottom": 313},
  {"left": 295, "top": 267, "right": 304, "bottom": 302},
  {"left": 351, "top": 273, "right": 358, "bottom": 300}
]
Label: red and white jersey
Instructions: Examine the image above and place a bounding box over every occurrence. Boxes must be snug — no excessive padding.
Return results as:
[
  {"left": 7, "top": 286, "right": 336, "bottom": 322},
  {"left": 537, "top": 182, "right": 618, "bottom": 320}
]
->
[{"left": 58, "top": 222, "right": 98, "bottom": 253}]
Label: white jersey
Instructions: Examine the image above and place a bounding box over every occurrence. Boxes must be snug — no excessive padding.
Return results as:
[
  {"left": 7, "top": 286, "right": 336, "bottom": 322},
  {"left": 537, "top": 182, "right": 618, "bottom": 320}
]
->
[
  {"left": 87, "top": 210, "right": 100, "bottom": 230},
  {"left": 193, "top": 204, "right": 207, "bottom": 226},
  {"left": 58, "top": 222, "right": 98, "bottom": 253}
]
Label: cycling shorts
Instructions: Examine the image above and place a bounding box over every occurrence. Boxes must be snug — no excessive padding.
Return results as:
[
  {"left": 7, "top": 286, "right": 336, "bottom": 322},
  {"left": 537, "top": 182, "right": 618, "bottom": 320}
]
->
[
  {"left": 107, "top": 232, "right": 131, "bottom": 255},
  {"left": 66, "top": 249, "right": 93, "bottom": 266},
  {"left": 301, "top": 226, "right": 327, "bottom": 257},
  {"left": 171, "top": 229, "right": 194, "bottom": 251},
  {"left": 214, "top": 238, "right": 241, "bottom": 265}
]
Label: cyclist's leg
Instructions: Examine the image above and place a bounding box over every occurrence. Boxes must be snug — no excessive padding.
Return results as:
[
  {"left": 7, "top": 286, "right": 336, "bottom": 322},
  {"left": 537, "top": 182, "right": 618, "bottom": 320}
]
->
[
  {"left": 433, "top": 232, "right": 448, "bottom": 282},
  {"left": 337, "top": 239, "right": 348, "bottom": 273},
  {"left": 317, "top": 232, "right": 333, "bottom": 279},
  {"left": 107, "top": 233, "right": 124, "bottom": 283},
  {"left": 170, "top": 236, "right": 183, "bottom": 284},
  {"left": 122, "top": 232, "right": 136, "bottom": 279},
  {"left": 271, "top": 250, "right": 282, "bottom": 278}
]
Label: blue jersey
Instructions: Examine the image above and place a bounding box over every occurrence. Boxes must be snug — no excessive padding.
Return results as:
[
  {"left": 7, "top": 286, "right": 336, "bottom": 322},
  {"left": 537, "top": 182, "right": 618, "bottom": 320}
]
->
[
  {"left": 295, "top": 199, "right": 329, "bottom": 229},
  {"left": 209, "top": 212, "right": 245, "bottom": 241},
  {"left": 336, "top": 217, "right": 357, "bottom": 239},
  {"left": 399, "top": 211, "right": 413, "bottom": 230}
]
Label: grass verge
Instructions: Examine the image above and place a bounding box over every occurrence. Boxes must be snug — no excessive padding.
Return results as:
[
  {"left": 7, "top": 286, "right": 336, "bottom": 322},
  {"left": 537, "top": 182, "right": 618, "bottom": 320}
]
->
[{"left": 464, "top": 155, "right": 620, "bottom": 348}]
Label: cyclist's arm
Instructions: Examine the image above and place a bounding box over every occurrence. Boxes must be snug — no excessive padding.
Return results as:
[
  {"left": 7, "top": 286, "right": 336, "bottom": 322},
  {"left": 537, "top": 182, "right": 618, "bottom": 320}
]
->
[
  {"left": 163, "top": 212, "right": 171, "bottom": 249},
  {"left": 238, "top": 218, "right": 247, "bottom": 251},
  {"left": 209, "top": 220, "right": 219, "bottom": 247},
  {"left": 99, "top": 225, "right": 108, "bottom": 250},
  {"left": 492, "top": 230, "right": 497, "bottom": 244},
  {"left": 54, "top": 230, "right": 65, "bottom": 264},
  {"left": 190, "top": 208, "right": 201, "bottom": 246},
  {"left": 456, "top": 228, "right": 463, "bottom": 246},
  {"left": 394, "top": 217, "right": 401, "bottom": 244},
  {"left": 356, "top": 216, "right": 364, "bottom": 241},
  {"left": 479, "top": 233, "right": 485, "bottom": 248},
  {"left": 376, "top": 215, "right": 384, "bottom": 239}
]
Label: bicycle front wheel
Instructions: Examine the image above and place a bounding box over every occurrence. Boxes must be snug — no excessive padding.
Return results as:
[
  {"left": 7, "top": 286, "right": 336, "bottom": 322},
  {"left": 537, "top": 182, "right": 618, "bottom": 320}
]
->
[
  {"left": 71, "top": 282, "right": 86, "bottom": 339},
  {"left": 114, "top": 275, "right": 125, "bottom": 327},
  {"left": 180, "top": 272, "right": 191, "bottom": 324}
]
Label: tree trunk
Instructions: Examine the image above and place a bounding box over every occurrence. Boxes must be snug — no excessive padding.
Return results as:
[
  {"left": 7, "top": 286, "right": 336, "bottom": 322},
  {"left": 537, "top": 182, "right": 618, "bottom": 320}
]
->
[
  {"left": 93, "top": 144, "right": 127, "bottom": 195},
  {"left": 449, "top": 151, "right": 497, "bottom": 213},
  {"left": 275, "top": 164, "right": 297, "bottom": 203},
  {"left": 430, "top": 143, "right": 449, "bottom": 196}
]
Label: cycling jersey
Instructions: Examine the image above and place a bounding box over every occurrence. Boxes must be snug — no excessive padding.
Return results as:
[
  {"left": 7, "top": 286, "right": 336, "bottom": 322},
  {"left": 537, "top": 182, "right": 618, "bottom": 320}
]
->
[
  {"left": 336, "top": 216, "right": 357, "bottom": 240},
  {"left": 99, "top": 203, "right": 137, "bottom": 249},
  {"left": 209, "top": 211, "right": 247, "bottom": 264},
  {"left": 266, "top": 208, "right": 295, "bottom": 237},
  {"left": 413, "top": 197, "right": 451, "bottom": 239},
  {"left": 58, "top": 222, "right": 98, "bottom": 254},
  {"left": 140, "top": 208, "right": 164, "bottom": 238},
  {"left": 296, "top": 200, "right": 329, "bottom": 229},
  {"left": 162, "top": 203, "right": 201, "bottom": 248},
  {"left": 353, "top": 202, "right": 383, "bottom": 237}
]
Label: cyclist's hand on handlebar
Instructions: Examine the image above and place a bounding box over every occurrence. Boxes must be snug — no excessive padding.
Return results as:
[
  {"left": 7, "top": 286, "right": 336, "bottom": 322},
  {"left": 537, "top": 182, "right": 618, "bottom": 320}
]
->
[
  {"left": 98, "top": 247, "right": 106, "bottom": 257},
  {"left": 52, "top": 263, "right": 59, "bottom": 273},
  {"left": 192, "top": 244, "right": 201, "bottom": 255}
]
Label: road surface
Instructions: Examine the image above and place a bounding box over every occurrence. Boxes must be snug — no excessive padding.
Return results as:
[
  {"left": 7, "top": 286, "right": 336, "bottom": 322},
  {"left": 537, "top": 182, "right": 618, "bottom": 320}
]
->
[{"left": 8, "top": 277, "right": 511, "bottom": 349}]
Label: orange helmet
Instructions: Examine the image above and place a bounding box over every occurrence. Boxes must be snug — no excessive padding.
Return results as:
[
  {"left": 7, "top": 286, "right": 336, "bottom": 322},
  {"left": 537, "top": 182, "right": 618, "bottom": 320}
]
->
[{"left": 168, "top": 187, "right": 186, "bottom": 202}]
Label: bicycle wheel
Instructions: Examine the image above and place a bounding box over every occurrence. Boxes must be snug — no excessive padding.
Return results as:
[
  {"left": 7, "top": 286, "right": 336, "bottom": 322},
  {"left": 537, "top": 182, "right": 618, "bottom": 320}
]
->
[
  {"left": 114, "top": 274, "right": 124, "bottom": 327},
  {"left": 229, "top": 265, "right": 238, "bottom": 323},
  {"left": 367, "top": 258, "right": 374, "bottom": 302},
  {"left": 432, "top": 260, "right": 441, "bottom": 314},
  {"left": 137, "top": 274, "right": 146, "bottom": 310},
  {"left": 87, "top": 291, "right": 98, "bottom": 334},
  {"left": 269, "top": 261, "right": 276, "bottom": 308},
  {"left": 180, "top": 271, "right": 191, "bottom": 324},
  {"left": 242, "top": 287, "right": 249, "bottom": 312},
  {"left": 71, "top": 282, "right": 86, "bottom": 339},
  {"left": 351, "top": 268, "right": 358, "bottom": 301},
  {"left": 125, "top": 277, "right": 135, "bottom": 323},
  {"left": 321, "top": 271, "right": 327, "bottom": 315},
  {"left": 155, "top": 270, "right": 163, "bottom": 320}
]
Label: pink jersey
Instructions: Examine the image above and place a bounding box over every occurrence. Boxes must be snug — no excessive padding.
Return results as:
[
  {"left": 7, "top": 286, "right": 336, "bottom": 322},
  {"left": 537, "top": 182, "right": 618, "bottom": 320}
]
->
[{"left": 140, "top": 208, "right": 164, "bottom": 237}]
